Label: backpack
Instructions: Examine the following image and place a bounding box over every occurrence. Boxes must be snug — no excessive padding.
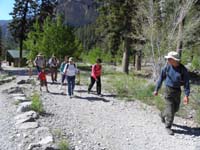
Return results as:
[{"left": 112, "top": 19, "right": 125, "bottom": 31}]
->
[
  {"left": 66, "top": 63, "right": 76, "bottom": 69},
  {"left": 165, "top": 63, "right": 185, "bottom": 86}
]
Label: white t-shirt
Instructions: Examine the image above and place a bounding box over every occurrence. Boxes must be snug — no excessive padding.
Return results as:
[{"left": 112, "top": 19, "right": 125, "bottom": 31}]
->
[{"left": 64, "top": 63, "right": 78, "bottom": 76}]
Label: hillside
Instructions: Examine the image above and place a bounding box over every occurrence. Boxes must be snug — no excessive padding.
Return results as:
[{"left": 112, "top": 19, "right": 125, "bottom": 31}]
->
[
  {"left": 0, "top": 20, "right": 11, "bottom": 40},
  {"left": 56, "top": 0, "right": 98, "bottom": 26}
]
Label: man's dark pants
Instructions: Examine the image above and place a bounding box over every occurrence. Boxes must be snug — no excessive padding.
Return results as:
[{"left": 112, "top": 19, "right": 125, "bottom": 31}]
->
[{"left": 162, "top": 86, "right": 181, "bottom": 128}]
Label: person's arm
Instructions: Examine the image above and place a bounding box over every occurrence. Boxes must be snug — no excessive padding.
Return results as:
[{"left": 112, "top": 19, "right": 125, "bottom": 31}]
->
[
  {"left": 183, "top": 68, "right": 190, "bottom": 104},
  {"left": 154, "top": 67, "right": 166, "bottom": 95}
]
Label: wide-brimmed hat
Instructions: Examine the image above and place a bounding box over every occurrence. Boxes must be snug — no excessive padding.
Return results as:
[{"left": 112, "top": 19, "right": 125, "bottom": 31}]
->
[
  {"left": 37, "top": 53, "right": 43, "bottom": 56},
  {"left": 69, "top": 57, "right": 73, "bottom": 61},
  {"left": 164, "top": 51, "right": 180, "bottom": 61}
]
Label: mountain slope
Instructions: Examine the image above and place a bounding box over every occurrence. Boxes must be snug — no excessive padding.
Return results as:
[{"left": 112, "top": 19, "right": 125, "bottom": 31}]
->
[{"left": 56, "top": 0, "right": 98, "bottom": 26}]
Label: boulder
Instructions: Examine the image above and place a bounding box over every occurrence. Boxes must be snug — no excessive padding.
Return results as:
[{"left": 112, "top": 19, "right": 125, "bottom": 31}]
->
[{"left": 17, "top": 102, "right": 32, "bottom": 113}]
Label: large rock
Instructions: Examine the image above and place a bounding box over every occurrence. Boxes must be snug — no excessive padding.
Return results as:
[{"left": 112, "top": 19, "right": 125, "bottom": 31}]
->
[
  {"left": 15, "top": 111, "right": 38, "bottom": 125},
  {"left": 13, "top": 96, "right": 30, "bottom": 102},
  {"left": 16, "top": 122, "right": 39, "bottom": 130},
  {"left": 17, "top": 102, "right": 32, "bottom": 113}
]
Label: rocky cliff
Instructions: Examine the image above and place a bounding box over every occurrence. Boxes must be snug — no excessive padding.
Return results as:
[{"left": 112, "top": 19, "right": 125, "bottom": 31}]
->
[{"left": 56, "top": 0, "right": 98, "bottom": 26}]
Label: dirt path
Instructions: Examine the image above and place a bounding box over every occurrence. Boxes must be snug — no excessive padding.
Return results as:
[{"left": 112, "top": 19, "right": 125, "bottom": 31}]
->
[{"left": 0, "top": 71, "right": 200, "bottom": 150}]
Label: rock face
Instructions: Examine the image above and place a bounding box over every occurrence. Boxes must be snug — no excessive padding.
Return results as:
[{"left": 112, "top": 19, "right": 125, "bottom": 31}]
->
[{"left": 56, "top": 0, "right": 98, "bottom": 26}]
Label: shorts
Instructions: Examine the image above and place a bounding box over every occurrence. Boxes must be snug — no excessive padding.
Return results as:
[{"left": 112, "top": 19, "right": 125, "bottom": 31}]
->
[{"left": 40, "top": 80, "right": 47, "bottom": 86}]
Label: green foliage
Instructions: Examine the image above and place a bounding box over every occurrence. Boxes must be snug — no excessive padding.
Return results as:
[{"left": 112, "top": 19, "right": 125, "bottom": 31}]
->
[
  {"left": 81, "top": 47, "right": 112, "bottom": 64},
  {"left": 104, "top": 70, "right": 164, "bottom": 110},
  {"left": 191, "top": 55, "right": 200, "bottom": 70},
  {"left": 58, "top": 140, "right": 70, "bottom": 150},
  {"left": 25, "top": 16, "right": 83, "bottom": 59},
  {"left": 30, "top": 93, "right": 44, "bottom": 114}
]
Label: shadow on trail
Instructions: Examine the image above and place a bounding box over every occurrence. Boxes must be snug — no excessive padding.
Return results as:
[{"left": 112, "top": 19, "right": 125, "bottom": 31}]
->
[
  {"left": 40, "top": 112, "right": 54, "bottom": 117},
  {"left": 75, "top": 95, "right": 110, "bottom": 103},
  {"left": 173, "top": 123, "right": 200, "bottom": 136}
]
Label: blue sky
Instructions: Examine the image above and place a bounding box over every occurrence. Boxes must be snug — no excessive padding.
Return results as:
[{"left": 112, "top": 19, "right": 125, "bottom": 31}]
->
[{"left": 0, "top": 0, "right": 15, "bottom": 20}]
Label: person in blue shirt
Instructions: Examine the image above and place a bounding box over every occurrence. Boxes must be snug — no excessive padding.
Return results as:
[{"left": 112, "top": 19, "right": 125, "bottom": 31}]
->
[{"left": 154, "top": 51, "right": 190, "bottom": 135}]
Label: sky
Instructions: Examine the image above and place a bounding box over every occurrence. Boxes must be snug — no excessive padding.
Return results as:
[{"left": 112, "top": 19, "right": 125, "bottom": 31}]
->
[{"left": 0, "top": 0, "right": 15, "bottom": 20}]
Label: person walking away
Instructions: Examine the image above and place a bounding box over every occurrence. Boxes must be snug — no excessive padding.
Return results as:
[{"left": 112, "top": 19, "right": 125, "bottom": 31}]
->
[
  {"left": 34, "top": 53, "right": 46, "bottom": 78},
  {"left": 26, "top": 59, "right": 34, "bottom": 78},
  {"left": 64, "top": 57, "right": 79, "bottom": 98},
  {"left": 88, "top": 58, "right": 102, "bottom": 96},
  {"left": 60, "top": 56, "right": 68, "bottom": 90},
  {"left": 39, "top": 67, "right": 49, "bottom": 92},
  {"left": 48, "top": 54, "right": 59, "bottom": 83},
  {"left": 154, "top": 51, "right": 190, "bottom": 135}
]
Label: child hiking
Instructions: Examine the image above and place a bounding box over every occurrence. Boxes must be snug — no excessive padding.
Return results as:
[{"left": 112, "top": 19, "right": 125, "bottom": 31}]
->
[
  {"left": 88, "top": 58, "right": 102, "bottom": 96},
  {"left": 39, "top": 67, "right": 49, "bottom": 92},
  {"left": 64, "top": 57, "right": 79, "bottom": 98},
  {"left": 154, "top": 51, "right": 190, "bottom": 135}
]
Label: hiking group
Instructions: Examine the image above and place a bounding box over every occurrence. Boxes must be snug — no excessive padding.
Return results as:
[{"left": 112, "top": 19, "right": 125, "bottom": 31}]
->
[
  {"left": 30, "top": 51, "right": 190, "bottom": 136},
  {"left": 32, "top": 53, "right": 102, "bottom": 98}
]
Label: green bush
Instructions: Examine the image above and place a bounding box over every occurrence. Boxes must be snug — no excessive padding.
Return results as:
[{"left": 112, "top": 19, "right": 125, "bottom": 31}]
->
[
  {"left": 191, "top": 55, "right": 200, "bottom": 70},
  {"left": 81, "top": 47, "right": 112, "bottom": 64},
  {"left": 58, "top": 140, "right": 70, "bottom": 150},
  {"left": 30, "top": 93, "right": 44, "bottom": 114}
]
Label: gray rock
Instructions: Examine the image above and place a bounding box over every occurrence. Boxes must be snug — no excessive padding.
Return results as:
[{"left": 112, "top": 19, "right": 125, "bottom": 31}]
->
[
  {"left": 17, "top": 102, "right": 32, "bottom": 113},
  {"left": 15, "top": 111, "right": 38, "bottom": 125},
  {"left": 17, "top": 122, "right": 39, "bottom": 130},
  {"left": 14, "top": 96, "right": 30, "bottom": 102}
]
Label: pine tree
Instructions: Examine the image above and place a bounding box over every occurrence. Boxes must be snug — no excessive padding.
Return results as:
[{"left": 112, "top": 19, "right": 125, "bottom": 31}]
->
[
  {"left": 96, "top": 0, "right": 142, "bottom": 73},
  {"left": 9, "top": 0, "right": 39, "bottom": 66}
]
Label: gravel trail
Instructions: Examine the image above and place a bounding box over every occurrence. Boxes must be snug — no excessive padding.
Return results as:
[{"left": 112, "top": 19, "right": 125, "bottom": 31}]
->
[{"left": 0, "top": 74, "right": 200, "bottom": 150}]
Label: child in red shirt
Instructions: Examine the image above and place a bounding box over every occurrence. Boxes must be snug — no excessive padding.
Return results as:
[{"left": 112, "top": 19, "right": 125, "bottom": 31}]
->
[
  {"left": 88, "top": 58, "right": 102, "bottom": 95},
  {"left": 39, "top": 68, "right": 49, "bottom": 92}
]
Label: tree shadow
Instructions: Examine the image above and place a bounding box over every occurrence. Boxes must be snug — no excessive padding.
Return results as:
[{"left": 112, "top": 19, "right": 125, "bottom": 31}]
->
[
  {"left": 75, "top": 95, "right": 110, "bottom": 103},
  {"left": 173, "top": 123, "right": 200, "bottom": 136}
]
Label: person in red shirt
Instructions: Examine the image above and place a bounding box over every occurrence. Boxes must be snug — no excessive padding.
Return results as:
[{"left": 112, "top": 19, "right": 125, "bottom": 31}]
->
[
  {"left": 88, "top": 58, "right": 102, "bottom": 96},
  {"left": 39, "top": 67, "right": 49, "bottom": 92}
]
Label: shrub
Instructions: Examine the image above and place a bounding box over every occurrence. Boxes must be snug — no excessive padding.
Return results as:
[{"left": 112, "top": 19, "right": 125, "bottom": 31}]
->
[
  {"left": 30, "top": 93, "right": 44, "bottom": 114},
  {"left": 58, "top": 140, "right": 70, "bottom": 150}
]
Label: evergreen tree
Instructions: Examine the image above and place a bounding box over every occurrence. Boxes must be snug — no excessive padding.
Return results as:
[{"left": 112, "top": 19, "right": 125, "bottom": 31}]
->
[
  {"left": 37, "top": 0, "right": 57, "bottom": 25},
  {"left": 96, "top": 0, "right": 142, "bottom": 73},
  {"left": 9, "top": 0, "right": 39, "bottom": 66},
  {"left": 25, "top": 16, "right": 83, "bottom": 59}
]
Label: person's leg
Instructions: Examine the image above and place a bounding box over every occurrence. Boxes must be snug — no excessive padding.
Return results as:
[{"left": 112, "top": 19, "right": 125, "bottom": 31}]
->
[
  {"left": 45, "top": 80, "right": 49, "bottom": 92},
  {"left": 50, "top": 67, "right": 54, "bottom": 82},
  {"left": 55, "top": 67, "right": 57, "bottom": 81},
  {"left": 88, "top": 76, "right": 96, "bottom": 93},
  {"left": 71, "top": 76, "right": 75, "bottom": 95},
  {"left": 96, "top": 76, "right": 101, "bottom": 95},
  {"left": 67, "top": 76, "right": 72, "bottom": 96}
]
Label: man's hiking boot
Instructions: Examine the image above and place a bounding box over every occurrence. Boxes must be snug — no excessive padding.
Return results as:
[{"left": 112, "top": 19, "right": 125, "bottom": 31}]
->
[
  {"left": 166, "top": 128, "right": 174, "bottom": 135},
  {"left": 159, "top": 112, "right": 165, "bottom": 123}
]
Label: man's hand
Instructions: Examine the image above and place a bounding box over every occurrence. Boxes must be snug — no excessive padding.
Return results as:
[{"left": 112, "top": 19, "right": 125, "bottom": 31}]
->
[
  {"left": 153, "top": 91, "right": 158, "bottom": 96},
  {"left": 183, "top": 96, "right": 189, "bottom": 105}
]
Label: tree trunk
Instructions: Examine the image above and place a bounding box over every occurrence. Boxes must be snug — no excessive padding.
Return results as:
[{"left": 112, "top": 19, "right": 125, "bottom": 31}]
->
[
  {"left": 176, "top": 0, "right": 185, "bottom": 58},
  {"left": 122, "top": 38, "right": 131, "bottom": 74},
  {"left": 19, "top": 39, "right": 23, "bottom": 67},
  {"left": 135, "top": 50, "right": 142, "bottom": 70}
]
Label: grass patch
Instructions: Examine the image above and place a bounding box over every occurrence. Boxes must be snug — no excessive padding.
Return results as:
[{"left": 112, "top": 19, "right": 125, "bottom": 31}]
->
[
  {"left": 58, "top": 140, "right": 70, "bottom": 150},
  {"left": 30, "top": 93, "right": 44, "bottom": 114},
  {"left": 104, "top": 71, "right": 165, "bottom": 111}
]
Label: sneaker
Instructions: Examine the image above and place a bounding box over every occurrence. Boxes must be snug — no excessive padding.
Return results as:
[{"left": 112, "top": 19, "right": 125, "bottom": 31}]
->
[
  {"left": 166, "top": 128, "right": 174, "bottom": 135},
  {"left": 159, "top": 112, "right": 165, "bottom": 123}
]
